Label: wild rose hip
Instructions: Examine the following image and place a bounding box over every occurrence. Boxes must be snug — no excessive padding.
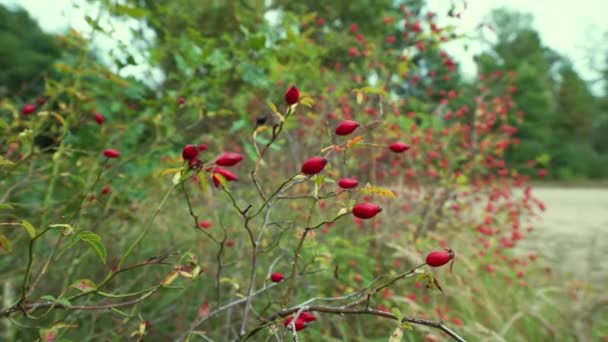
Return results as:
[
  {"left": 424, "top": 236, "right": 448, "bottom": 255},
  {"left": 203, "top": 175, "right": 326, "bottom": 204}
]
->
[
  {"left": 94, "top": 112, "right": 105, "bottom": 125},
  {"left": 285, "top": 85, "right": 300, "bottom": 105},
  {"left": 352, "top": 203, "right": 382, "bottom": 219},
  {"left": 389, "top": 142, "right": 411, "bottom": 153},
  {"left": 425, "top": 249, "right": 455, "bottom": 267},
  {"left": 103, "top": 149, "right": 120, "bottom": 158},
  {"left": 198, "top": 220, "right": 212, "bottom": 229},
  {"left": 22, "top": 104, "right": 36, "bottom": 115},
  {"left": 215, "top": 152, "right": 243, "bottom": 167},
  {"left": 338, "top": 178, "right": 358, "bottom": 189},
  {"left": 301, "top": 157, "right": 327, "bottom": 175},
  {"left": 270, "top": 272, "right": 284, "bottom": 283},
  {"left": 299, "top": 311, "right": 316, "bottom": 322},
  {"left": 284, "top": 317, "right": 307, "bottom": 331},
  {"left": 182, "top": 144, "right": 199, "bottom": 161},
  {"left": 335, "top": 120, "right": 360, "bottom": 136},
  {"left": 212, "top": 167, "right": 238, "bottom": 186}
]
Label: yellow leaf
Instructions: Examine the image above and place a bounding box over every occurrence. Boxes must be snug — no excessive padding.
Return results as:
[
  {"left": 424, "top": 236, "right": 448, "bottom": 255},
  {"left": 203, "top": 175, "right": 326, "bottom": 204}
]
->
[
  {"left": 299, "top": 95, "right": 314, "bottom": 108},
  {"left": 199, "top": 174, "right": 208, "bottom": 192},
  {"left": 388, "top": 327, "right": 403, "bottom": 342},
  {"left": 345, "top": 136, "right": 364, "bottom": 149},
  {"left": 160, "top": 168, "right": 182, "bottom": 177},
  {"left": 162, "top": 270, "right": 179, "bottom": 286},
  {"left": 21, "top": 220, "right": 36, "bottom": 239},
  {"left": 359, "top": 185, "right": 397, "bottom": 199},
  {"left": 267, "top": 101, "right": 280, "bottom": 115}
]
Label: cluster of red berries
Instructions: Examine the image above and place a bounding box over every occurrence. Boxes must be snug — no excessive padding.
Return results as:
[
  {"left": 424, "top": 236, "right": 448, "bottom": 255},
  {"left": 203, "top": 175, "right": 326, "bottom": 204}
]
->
[
  {"left": 182, "top": 143, "right": 244, "bottom": 187},
  {"left": 270, "top": 269, "right": 316, "bottom": 330}
]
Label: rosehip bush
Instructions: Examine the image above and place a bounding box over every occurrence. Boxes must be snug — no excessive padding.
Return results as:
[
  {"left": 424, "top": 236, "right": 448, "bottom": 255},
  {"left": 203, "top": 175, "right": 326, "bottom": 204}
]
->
[{"left": 1, "top": 2, "right": 602, "bottom": 342}]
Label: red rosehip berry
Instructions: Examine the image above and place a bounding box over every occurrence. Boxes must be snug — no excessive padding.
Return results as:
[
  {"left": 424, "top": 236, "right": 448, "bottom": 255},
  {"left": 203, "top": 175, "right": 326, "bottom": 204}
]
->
[
  {"left": 178, "top": 96, "right": 186, "bottom": 105},
  {"left": 284, "top": 317, "right": 307, "bottom": 331},
  {"left": 285, "top": 85, "right": 300, "bottom": 105},
  {"left": 301, "top": 157, "right": 327, "bottom": 175},
  {"left": 425, "top": 249, "right": 455, "bottom": 267},
  {"left": 199, "top": 220, "right": 212, "bottom": 229},
  {"left": 270, "top": 272, "right": 284, "bottom": 283},
  {"left": 225, "top": 240, "right": 234, "bottom": 247},
  {"left": 103, "top": 148, "right": 120, "bottom": 158},
  {"left": 299, "top": 311, "right": 316, "bottom": 322},
  {"left": 101, "top": 186, "right": 110, "bottom": 195},
  {"left": 338, "top": 178, "right": 358, "bottom": 189},
  {"left": 212, "top": 166, "right": 238, "bottom": 186},
  {"left": 352, "top": 203, "right": 382, "bottom": 219},
  {"left": 411, "top": 20, "right": 422, "bottom": 32},
  {"left": 389, "top": 142, "right": 411, "bottom": 153},
  {"left": 94, "top": 112, "right": 105, "bottom": 125},
  {"left": 21, "top": 104, "right": 36, "bottom": 115},
  {"left": 198, "top": 143, "right": 208, "bottom": 151},
  {"left": 182, "top": 144, "right": 199, "bottom": 161},
  {"left": 36, "top": 97, "right": 46, "bottom": 105},
  {"left": 335, "top": 120, "right": 360, "bottom": 136},
  {"left": 215, "top": 152, "right": 243, "bottom": 167}
]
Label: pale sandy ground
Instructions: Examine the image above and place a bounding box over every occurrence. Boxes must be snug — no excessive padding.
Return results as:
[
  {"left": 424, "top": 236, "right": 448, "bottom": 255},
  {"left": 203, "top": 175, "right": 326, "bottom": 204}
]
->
[{"left": 521, "top": 187, "right": 608, "bottom": 282}]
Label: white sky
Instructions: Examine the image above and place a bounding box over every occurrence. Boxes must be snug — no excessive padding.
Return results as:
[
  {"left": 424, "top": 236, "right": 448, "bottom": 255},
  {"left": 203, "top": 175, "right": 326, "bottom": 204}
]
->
[{"left": 2, "top": 0, "right": 607, "bottom": 87}]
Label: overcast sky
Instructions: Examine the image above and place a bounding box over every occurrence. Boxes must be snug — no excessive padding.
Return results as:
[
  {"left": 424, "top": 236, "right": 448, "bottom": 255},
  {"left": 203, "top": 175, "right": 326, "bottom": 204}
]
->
[{"left": 3, "top": 0, "right": 607, "bottom": 86}]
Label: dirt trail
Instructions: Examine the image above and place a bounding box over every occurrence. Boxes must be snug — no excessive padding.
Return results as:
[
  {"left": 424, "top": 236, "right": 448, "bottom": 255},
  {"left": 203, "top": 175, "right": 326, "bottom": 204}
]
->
[{"left": 523, "top": 187, "right": 608, "bottom": 279}]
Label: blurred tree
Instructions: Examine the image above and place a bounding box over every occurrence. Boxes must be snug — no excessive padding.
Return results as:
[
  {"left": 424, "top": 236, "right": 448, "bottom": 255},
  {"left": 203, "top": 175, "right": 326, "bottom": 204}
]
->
[
  {"left": 0, "top": 4, "right": 60, "bottom": 98},
  {"left": 476, "top": 8, "right": 608, "bottom": 178}
]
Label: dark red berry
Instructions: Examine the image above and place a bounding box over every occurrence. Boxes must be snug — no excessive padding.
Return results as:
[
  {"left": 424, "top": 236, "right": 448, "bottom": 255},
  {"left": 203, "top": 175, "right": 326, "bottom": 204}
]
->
[
  {"left": 299, "top": 311, "right": 316, "bottom": 322},
  {"left": 389, "top": 142, "right": 410, "bottom": 153},
  {"left": 285, "top": 85, "right": 300, "bottom": 105},
  {"left": 335, "top": 120, "right": 360, "bottom": 136},
  {"left": 103, "top": 149, "right": 120, "bottom": 158},
  {"left": 215, "top": 152, "right": 243, "bottom": 167},
  {"left": 301, "top": 157, "right": 327, "bottom": 175},
  {"left": 22, "top": 104, "right": 36, "bottom": 115},
  {"left": 270, "top": 272, "right": 284, "bottom": 283},
  {"left": 94, "top": 112, "right": 105, "bottom": 125},
  {"left": 352, "top": 203, "right": 382, "bottom": 219},
  {"left": 284, "top": 317, "right": 307, "bottom": 331},
  {"left": 338, "top": 178, "right": 358, "bottom": 189},
  {"left": 101, "top": 186, "right": 110, "bottom": 195},
  {"left": 36, "top": 97, "right": 46, "bottom": 105},
  {"left": 182, "top": 144, "right": 199, "bottom": 161},
  {"left": 198, "top": 143, "right": 208, "bottom": 151},
  {"left": 212, "top": 167, "right": 238, "bottom": 186},
  {"left": 178, "top": 96, "right": 186, "bottom": 105},
  {"left": 425, "top": 249, "right": 455, "bottom": 267}
]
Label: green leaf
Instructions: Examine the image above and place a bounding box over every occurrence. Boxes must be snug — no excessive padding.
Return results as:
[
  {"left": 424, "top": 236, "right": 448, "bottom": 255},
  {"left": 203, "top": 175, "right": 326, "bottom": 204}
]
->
[
  {"left": 57, "top": 297, "right": 71, "bottom": 307},
  {"left": 49, "top": 224, "right": 74, "bottom": 235},
  {"left": 391, "top": 308, "right": 403, "bottom": 321},
  {"left": 0, "top": 235, "right": 12, "bottom": 253},
  {"left": 84, "top": 15, "right": 104, "bottom": 32},
  {"left": 21, "top": 220, "right": 36, "bottom": 239},
  {"left": 0, "top": 156, "right": 15, "bottom": 167},
  {"left": 70, "top": 279, "right": 97, "bottom": 292},
  {"left": 0, "top": 203, "right": 14, "bottom": 210},
  {"left": 79, "top": 232, "right": 107, "bottom": 264},
  {"left": 41, "top": 295, "right": 56, "bottom": 302},
  {"left": 229, "top": 119, "right": 248, "bottom": 134}
]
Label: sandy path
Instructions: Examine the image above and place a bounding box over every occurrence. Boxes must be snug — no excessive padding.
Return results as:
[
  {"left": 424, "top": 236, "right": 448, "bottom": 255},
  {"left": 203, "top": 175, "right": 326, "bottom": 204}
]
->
[{"left": 523, "top": 187, "right": 608, "bottom": 280}]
